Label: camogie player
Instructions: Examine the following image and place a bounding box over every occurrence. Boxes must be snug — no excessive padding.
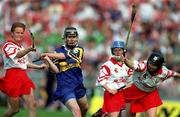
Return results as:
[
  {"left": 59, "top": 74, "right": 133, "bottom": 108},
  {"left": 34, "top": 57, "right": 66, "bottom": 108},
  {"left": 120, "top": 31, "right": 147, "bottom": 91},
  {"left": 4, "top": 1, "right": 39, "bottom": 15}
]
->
[
  {"left": 123, "top": 52, "right": 180, "bottom": 117},
  {"left": 96, "top": 40, "right": 133, "bottom": 117},
  {"left": 40, "top": 27, "right": 89, "bottom": 117},
  {"left": 0, "top": 22, "right": 47, "bottom": 117}
]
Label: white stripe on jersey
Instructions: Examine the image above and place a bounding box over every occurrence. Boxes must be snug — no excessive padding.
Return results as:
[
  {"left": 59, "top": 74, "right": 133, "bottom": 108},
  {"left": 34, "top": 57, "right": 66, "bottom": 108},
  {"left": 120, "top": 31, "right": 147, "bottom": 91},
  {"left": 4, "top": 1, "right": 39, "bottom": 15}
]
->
[
  {"left": 133, "top": 61, "right": 175, "bottom": 92},
  {"left": 97, "top": 58, "right": 132, "bottom": 90},
  {"left": 2, "top": 42, "right": 28, "bottom": 70}
]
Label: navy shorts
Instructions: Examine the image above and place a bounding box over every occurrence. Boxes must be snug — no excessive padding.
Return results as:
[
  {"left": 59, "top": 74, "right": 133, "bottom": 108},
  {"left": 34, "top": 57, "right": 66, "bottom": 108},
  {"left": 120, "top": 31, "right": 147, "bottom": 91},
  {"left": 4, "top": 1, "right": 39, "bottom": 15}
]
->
[{"left": 53, "top": 83, "right": 86, "bottom": 104}]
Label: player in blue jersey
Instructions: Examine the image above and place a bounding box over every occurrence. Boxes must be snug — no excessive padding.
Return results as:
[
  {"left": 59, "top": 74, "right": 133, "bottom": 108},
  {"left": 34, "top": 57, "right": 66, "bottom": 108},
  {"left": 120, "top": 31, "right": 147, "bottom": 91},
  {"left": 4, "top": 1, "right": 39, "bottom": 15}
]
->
[{"left": 41, "top": 27, "right": 88, "bottom": 117}]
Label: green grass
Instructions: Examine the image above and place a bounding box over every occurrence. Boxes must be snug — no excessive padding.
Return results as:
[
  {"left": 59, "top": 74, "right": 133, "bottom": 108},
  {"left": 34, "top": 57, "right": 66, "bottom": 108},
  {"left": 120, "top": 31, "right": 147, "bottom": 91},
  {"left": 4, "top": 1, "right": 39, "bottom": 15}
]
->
[{"left": 0, "top": 106, "right": 91, "bottom": 117}]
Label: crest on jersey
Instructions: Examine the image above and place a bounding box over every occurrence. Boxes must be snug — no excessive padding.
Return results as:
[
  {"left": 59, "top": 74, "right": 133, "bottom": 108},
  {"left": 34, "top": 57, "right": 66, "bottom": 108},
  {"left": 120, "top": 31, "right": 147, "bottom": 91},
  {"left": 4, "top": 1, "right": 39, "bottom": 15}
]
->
[{"left": 73, "top": 49, "right": 79, "bottom": 54}]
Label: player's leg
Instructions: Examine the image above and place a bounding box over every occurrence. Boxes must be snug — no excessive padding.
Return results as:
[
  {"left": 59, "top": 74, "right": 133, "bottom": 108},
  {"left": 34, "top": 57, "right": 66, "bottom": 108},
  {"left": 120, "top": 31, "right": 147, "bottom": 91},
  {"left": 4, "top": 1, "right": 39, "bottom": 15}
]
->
[
  {"left": 145, "top": 107, "right": 157, "bottom": 117},
  {"left": 3, "top": 97, "right": 20, "bottom": 117},
  {"left": 22, "top": 88, "right": 37, "bottom": 117},
  {"left": 109, "top": 112, "right": 120, "bottom": 117},
  {"left": 92, "top": 108, "right": 103, "bottom": 117},
  {"left": 77, "top": 95, "right": 89, "bottom": 117},
  {"left": 125, "top": 103, "right": 136, "bottom": 117},
  {"left": 75, "top": 84, "right": 89, "bottom": 117},
  {"left": 65, "top": 98, "right": 82, "bottom": 117},
  {"left": 119, "top": 108, "right": 126, "bottom": 117}
]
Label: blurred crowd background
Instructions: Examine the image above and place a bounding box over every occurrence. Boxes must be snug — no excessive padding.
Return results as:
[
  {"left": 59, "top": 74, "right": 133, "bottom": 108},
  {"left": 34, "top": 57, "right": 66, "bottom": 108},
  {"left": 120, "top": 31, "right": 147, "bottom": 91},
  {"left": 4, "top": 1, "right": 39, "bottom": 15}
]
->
[{"left": 0, "top": 0, "right": 180, "bottom": 114}]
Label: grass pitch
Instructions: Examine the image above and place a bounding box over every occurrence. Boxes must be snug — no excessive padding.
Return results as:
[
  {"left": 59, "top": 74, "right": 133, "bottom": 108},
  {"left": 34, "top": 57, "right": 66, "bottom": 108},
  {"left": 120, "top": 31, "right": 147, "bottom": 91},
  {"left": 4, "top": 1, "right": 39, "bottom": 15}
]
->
[{"left": 0, "top": 106, "right": 91, "bottom": 117}]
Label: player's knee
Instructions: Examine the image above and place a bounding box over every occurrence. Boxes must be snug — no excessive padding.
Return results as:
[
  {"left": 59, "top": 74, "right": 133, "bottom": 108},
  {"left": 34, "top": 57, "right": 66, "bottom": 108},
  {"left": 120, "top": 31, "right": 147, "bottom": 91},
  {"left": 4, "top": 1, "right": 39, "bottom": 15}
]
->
[
  {"left": 83, "top": 103, "right": 89, "bottom": 112},
  {"left": 119, "top": 109, "right": 126, "bottom": 117},
  {"left": 72, "top": 107, "right": 81, "bottom": 117}
]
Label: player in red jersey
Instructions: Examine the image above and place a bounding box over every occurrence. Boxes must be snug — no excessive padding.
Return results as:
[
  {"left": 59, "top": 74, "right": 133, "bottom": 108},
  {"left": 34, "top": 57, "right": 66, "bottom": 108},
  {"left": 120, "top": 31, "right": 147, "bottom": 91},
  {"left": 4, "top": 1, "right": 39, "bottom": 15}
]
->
[
  {"left": 95, "top": 40, "right": 133, "bottom": 117},
  {"left": 0, "top": 22, "right": 47, "bottom": 117},
  {"left": 123, "top": 52, "right": 180, "bottom": 117}
]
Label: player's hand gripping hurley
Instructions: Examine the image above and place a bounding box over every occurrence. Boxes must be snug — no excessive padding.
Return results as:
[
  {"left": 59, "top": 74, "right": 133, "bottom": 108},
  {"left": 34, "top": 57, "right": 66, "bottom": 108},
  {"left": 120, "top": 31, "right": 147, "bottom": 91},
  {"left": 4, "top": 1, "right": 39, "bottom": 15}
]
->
[{"left": 121, "top": 4, "right": 137, "bottom": 90}]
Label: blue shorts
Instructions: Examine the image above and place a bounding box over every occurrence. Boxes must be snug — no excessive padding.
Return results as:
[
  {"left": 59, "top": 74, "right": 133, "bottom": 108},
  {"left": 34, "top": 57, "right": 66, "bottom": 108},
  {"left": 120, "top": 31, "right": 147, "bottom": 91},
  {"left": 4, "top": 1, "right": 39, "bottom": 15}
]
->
[{"left": 53, "top": 83, "right": 86, "bottom": 104}]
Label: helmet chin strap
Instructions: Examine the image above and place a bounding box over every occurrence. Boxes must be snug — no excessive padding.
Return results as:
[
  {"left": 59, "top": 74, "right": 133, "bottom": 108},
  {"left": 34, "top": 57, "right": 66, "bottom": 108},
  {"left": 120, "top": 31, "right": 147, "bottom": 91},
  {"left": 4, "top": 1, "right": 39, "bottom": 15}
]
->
[{"left": 113, "top": 55, "right": 123, "bottom": 61}]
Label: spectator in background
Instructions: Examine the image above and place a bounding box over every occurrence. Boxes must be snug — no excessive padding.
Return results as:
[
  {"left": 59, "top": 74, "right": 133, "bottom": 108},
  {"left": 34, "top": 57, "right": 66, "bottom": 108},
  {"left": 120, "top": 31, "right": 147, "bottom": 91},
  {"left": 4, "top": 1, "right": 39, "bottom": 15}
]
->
[
  {"left": 41, "top": 27, "right": 89, "bottom": 117},
  {"left": 0, "top": 22, "right": 47, "bottom": 117}
]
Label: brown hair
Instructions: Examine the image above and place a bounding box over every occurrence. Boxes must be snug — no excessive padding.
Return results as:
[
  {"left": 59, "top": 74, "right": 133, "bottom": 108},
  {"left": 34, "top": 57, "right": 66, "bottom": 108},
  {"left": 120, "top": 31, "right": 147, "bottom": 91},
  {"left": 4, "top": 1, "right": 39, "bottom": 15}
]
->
[{"left": 11, "top": 22, "right": 26, "bottom": 32}]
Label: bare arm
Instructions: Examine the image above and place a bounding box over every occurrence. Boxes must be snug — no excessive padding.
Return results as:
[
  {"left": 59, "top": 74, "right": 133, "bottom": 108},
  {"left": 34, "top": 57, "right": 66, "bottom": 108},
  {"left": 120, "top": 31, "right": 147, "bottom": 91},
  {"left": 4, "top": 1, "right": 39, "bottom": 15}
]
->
[
  {"left": 15, "top": 46, "right": 36, "bottom": 58},
  {"left": 124, "top": 58, "right": 136, "bottom": 70},
  {"left": 174, "top": 72, "right": 180, "bottom": 78},
  {"left": 43, "top": 56, "right": 59, "bottom": 73},
  {"left": 27, "top": 63, "right": 47, "bottom": 69},
  {"left": 41, "top": 53, "right": 66, "bottom": 60}
]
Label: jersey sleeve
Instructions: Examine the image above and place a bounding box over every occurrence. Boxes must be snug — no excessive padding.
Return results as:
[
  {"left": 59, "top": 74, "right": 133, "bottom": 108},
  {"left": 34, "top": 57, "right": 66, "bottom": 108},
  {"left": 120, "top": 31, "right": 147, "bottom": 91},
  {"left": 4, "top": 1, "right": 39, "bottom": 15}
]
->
[
  {"left": 97, "top": 65, "right": 110, "bottom": 86},
  {"left": 51, "top": 50, "right": 61, "bottom": 69},
  {"left": 3, "top": 43, "right": 18, "bottom": 59},
  {"left": 123, "top": 64, "right": 133, "bottom": 77},
  {"left": 161, "top": 66, "right": 176, "bottom": 81},
  {"left": 134, "top": 60, "right": 147, "bottom": 72}
]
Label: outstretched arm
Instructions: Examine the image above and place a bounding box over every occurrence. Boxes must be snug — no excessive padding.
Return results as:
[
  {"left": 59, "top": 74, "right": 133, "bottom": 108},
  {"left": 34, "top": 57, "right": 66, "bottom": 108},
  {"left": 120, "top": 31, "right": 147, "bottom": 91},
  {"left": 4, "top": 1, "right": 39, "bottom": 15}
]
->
[
  {"left": 41, "top": 52, "right": 66, "bottom": 60},
  {"left": 174, "top": 72, "right": 180, "bottom": 78},
  {"left": 124, "top": 58, "right": 135, "bottom": 70},
  {"left": 15, "top": 46, "right": 36, "bottom": 58},
  {"left": 27, "top": 62, "right": 47, "bottom": 69},
  {"left": 43, "top": 56, "right": 59, "bottom": 73}
]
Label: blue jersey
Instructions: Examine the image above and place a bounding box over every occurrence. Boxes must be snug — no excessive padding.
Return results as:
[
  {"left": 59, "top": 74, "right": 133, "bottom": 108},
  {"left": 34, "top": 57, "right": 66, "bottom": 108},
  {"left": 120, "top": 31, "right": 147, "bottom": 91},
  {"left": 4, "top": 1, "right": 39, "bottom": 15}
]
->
[{"left": 53, "top": 45, "right": 86, "bottom": 103}]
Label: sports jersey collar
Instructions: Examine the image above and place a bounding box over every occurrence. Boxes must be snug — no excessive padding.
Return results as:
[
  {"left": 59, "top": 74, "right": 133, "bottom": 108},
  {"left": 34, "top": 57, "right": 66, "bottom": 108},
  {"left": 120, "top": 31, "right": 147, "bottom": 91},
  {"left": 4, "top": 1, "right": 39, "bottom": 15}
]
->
[
  {"left": 147, "top": 67, "right": 163, "bottom": 76},
  {"left": 63, "top": 44, "right": 78, "bottom": 51},
  {"left": 110, "top": 57, "right": 123, "bottom": 67},
  {"left": 7, "top": 40, "right": 22, "bottom": 47},
  {"left": 153, "top": 67, "right": 163, "bottom": 76},
  {"left": 62, "top": 45, "right": 69, "bottom": 51}
]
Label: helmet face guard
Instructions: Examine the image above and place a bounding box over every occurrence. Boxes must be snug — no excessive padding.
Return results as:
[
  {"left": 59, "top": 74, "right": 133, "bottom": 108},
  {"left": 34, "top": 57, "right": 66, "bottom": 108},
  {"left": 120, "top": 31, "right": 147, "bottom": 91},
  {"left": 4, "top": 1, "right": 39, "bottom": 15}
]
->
[
  {"left": 111, "top": 41, "right": 125, "bottom": 55},
  {"left": 63, "top": 27, "right": 78, "bottom": 49},
  {"left": 147, "top": 52, "right": 164, "bottom": 74}
]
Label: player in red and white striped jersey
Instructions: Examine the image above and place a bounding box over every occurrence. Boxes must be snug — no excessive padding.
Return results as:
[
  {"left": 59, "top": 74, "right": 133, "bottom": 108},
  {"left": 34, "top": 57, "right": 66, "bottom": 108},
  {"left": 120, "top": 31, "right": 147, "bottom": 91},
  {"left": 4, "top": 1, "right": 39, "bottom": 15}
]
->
[
  {"left": 123, "top": 52, "right": 180, "bottom": 117},
  {"left": 96, "top": 40, "right": 133, "bottom": 117},
  {"left": 0, "top": 22, "right": 47, "bottom": 117}
]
